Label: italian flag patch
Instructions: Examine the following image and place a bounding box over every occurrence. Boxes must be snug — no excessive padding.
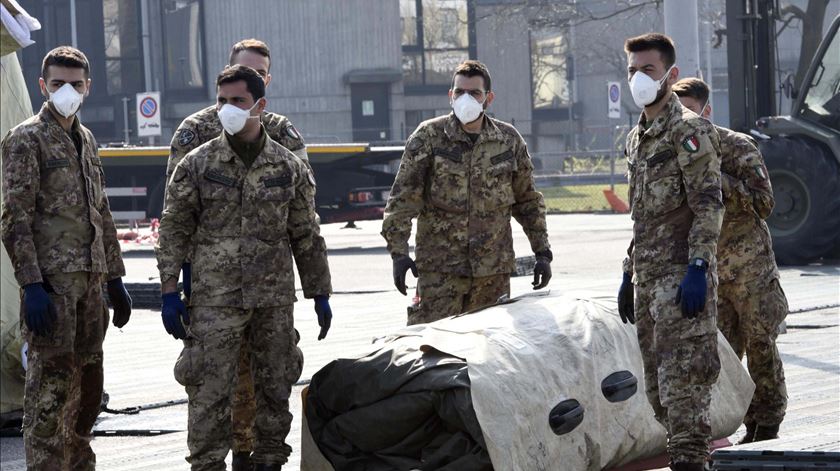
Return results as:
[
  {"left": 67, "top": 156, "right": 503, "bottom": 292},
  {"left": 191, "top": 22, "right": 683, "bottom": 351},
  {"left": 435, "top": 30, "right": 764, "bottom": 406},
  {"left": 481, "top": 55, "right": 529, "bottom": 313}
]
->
[{"left": 682, "top": 135, "right": 700, "bottom": 153}]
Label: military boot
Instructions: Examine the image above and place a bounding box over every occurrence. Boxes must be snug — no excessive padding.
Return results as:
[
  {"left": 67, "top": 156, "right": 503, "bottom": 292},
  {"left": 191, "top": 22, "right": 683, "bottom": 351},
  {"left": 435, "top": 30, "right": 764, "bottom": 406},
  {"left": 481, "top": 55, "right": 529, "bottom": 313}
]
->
[
  {"left": 737, "top": 422, "right": 756, "bottom": 444},
  {"left": 670, "top": 462, "right": 706, "bottom": 471},
  {"left": 753, "top": 424, "right": 780, "bottom": 442},
  {"left": 231, "top": 451, "right": 252, "bottom": 471}
]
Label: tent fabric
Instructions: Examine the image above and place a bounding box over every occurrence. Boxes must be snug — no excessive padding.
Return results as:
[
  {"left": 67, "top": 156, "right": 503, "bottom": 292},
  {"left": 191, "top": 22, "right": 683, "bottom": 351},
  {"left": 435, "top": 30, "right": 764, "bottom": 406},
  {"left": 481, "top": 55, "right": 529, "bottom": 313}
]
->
[
  {"left": 0, "top": 1, "right": 41, "bottom": 55},
  {"left": 1, "top": 51, "right": 33, "bottom": 416},
  {"left": 305, "top": 343, "right": 492, "bottom": 471},
  {"left": 301, "top": 291, "right": 755, "bottom": 471}
]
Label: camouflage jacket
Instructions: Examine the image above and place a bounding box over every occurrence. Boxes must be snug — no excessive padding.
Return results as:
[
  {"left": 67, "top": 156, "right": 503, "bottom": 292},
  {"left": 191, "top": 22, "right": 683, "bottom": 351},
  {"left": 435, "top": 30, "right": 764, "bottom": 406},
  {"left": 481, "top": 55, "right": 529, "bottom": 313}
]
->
[
  {"left": 715, "top": 125, "right": 778, "bottom": 283},
  {"left": 167, "top": 105, "right": 309, "bottom": 179},
  {"left": 156, "top": 129, "right": 330, "bottom": 308},
  {"left": 623, "top": 93, "right": 723, "bottom": 283},
  {"left": 382, "top": 113, "right": 549, "bottom": 277},
  {"left": 1, "top": 104, "right": 125, "bottom": 286}
]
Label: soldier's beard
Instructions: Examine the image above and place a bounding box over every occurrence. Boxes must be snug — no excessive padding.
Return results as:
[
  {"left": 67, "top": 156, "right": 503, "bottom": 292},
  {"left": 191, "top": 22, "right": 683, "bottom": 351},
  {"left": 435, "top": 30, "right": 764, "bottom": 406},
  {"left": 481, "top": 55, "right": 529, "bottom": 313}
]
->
[{"left": 647, "top": 84, "right": 670, "bottom": 108}]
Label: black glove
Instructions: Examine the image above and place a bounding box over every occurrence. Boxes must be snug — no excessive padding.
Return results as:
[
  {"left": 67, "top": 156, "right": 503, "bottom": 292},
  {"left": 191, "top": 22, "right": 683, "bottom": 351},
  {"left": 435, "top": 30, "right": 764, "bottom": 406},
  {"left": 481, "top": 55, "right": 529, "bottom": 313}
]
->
[
  {"left": 617, "top": 272, "right": 635, "bottom": 324},
  {"left": 107, "top": 278, "right": 132, "bottom": 328},
  {"left": 532, "top": 250, "right": 553, "bottom": 290},
  {"left": 392, "top": 254, "right": 418, "bottom": 295},
  {"left": 161, "top": 292, "right": 189, "bottom": 340},
  {"left": 676, "top": 263, "right": 707, "bottom": 319},
  {"left": 181, "top": 262, "right": 192, "bottom": 300},
  {"left": 314, "top": 295, "right": 332, "bottom": 340},
  {"left": 23, "top": 283, "right": 57, "bottom": 337}
]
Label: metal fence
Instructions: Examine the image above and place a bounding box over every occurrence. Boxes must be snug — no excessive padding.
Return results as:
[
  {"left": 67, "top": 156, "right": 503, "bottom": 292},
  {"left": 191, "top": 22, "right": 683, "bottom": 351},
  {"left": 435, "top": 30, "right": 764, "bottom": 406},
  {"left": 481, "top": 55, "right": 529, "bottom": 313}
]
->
[{"left": 532, "top": 149, "right": 629, "bottom": 213}]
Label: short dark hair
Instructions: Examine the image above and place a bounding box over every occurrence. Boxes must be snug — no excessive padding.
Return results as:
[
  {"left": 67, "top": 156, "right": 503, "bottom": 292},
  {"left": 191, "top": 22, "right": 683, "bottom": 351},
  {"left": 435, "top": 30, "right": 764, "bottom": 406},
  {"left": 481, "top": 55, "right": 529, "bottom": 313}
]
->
[
  {"left": 673, "top": 77, "right": 710, "bottom": 103},
  {"left": 216, "top": 65, "right": 265, "bottom": 101},
  {"left": 624, "top": 33, "right": 676, "bottom": 68},
  {"left": 41, "top": 46, "right": 90, "bottom": 79},
  {"left": 452, "top": 60, "right": 492, "bottom": 92},
  {"left": 229, "top": 39, "right": 271, "bottom": 70}
]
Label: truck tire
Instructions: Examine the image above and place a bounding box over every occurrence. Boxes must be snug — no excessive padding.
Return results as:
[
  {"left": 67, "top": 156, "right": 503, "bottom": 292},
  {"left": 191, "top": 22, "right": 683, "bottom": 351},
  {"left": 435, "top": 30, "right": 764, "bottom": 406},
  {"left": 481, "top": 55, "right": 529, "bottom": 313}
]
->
[{"left": 760, "top": 136, "right": 840, "bottom": 265}]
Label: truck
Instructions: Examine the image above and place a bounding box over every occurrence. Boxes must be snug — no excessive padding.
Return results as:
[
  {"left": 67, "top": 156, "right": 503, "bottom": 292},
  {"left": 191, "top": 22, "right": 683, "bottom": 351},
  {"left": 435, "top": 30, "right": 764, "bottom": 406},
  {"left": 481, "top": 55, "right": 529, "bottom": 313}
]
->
[
  {"left": 727, "top": 2, "right": 840, "bottom": 265},
  {"left": 100, "top": 143, "right": 404, "bottom": 225}
]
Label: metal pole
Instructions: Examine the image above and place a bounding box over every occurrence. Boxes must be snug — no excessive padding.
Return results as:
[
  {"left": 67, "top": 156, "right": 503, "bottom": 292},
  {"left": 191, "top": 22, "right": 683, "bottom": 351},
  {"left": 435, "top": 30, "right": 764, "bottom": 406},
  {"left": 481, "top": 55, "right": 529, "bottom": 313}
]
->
[
  {"left": 140, "top": 0, "right": 153, "bottom": 91},
  {"left": 664, "top": 0, "right": 701, "bottom": 78},
  {"left": 70, "top": 0, "right": 78, "bottom": 47},
  {"left": 122, "top": 97, "right": 131, "bottom": 144}
]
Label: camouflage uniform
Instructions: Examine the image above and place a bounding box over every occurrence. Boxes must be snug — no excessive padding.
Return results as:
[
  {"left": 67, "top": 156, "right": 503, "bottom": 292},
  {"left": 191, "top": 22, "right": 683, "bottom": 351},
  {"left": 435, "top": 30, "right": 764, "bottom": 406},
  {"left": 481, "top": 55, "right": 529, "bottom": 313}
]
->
[
  {"left": 715, "top": 125, "right": 788, "bottom": 428},
  {"left": 168, "top": 105, "right": 309, "bottom": 454},
  {"left": 624, "top": 93, "right": 724, "bottom": 465},
  {"left": 156, "top": 130, "right": 330, "bottom": 469},
  {"left": 1, "top": 104, "right": 125, "bottom": 471},
  {"left": 382, "top": 113, "right": 549, "bottom": 324}
]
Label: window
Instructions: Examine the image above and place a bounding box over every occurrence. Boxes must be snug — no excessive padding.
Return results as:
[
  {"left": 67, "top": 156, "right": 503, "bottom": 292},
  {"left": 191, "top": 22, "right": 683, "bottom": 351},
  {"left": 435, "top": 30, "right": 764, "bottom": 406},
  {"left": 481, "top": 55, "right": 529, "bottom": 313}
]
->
[
  {"left": 401, "top": 0, "right": 473, "bottom": 89},
  {"left": 161, "top": 0, "right": 205, "bottom": 92},
  {"left": 531, "top": 29, "right": 570, "bottom": 110},
  {"left": 799, "top": 25, "right": 840, "bottom": 132},
  {"left": 102, "top": 0, "right": 143, "bottom": 95}
]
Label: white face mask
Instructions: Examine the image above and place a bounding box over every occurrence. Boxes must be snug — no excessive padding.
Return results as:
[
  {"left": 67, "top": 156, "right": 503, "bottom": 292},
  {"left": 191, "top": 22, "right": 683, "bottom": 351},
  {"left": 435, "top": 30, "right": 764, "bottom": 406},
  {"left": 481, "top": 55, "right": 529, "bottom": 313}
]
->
[
  {"left": 217, "top": 101, "right": 260, "bottom": 135},
  {"left": 47, "top": 83, "right": 84, "bottom": 118},
  {"left": 629, "top": 65, "right": 674, "bottom": 108},
  {"left": 451, "top": 93, "right": 484, "bottom": 124}
]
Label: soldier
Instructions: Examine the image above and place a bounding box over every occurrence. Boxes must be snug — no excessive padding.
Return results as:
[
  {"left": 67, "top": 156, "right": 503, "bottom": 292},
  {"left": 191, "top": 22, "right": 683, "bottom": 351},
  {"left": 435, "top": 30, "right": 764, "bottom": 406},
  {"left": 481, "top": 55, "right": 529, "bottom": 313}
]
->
[
  {"left": 616, "top": 35, "right": 723, "bottom": 471},
  {"left": 167, "top": 38, "right": 309, "bottom": 469},
  {"left": 381, "top": 60, "right": 552, "bottom": 325},
  {"left": 1, "top": 46, "right": 132, "bottom": 470},
  {"left": 674, "top": 77, "right": 788, "bottom": 443},
  {"left": 156, "top": 65, "right": 332, "bottom": 471}
]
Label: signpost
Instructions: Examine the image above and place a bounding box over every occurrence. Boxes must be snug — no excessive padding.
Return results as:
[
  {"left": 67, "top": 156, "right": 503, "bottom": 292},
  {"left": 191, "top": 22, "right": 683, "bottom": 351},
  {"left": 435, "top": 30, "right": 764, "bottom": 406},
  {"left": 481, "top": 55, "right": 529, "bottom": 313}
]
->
[
  {"left": 136, "top": 91, "right": 161, "bottom": 138},
  {"left": 607, "top": 82, "right": 621, "bottom": 119}
]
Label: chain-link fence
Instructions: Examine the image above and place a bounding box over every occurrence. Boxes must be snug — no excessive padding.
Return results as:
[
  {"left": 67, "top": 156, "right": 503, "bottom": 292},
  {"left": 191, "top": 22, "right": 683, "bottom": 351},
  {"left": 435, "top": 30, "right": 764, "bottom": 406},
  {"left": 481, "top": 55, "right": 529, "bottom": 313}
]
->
[{"left": 532, "top": 149, "right": 629, "bottom": 213}]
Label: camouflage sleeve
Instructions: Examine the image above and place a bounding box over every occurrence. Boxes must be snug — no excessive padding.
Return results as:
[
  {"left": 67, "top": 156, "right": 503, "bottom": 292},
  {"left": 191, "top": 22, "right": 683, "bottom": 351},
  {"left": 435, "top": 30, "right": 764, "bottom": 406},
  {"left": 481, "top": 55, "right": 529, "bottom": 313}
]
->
[
  {"left": 622, "top": 240, "right": 634, "bottom": 275},
  {"left": 674, "top": 121, "right": 724, "bottom": 263},
  {"left": 167, "top": 125, "right": 200, "bottom": 181},
  {"left": 0, "top": 130, "right": 42, "bottom": 286},
  {"left": 723, "top": 137, "right": 774, "bottom": 220},
  {"left": 510, "top": 139, "right": 550, "bottom": 254},
  {"left": 155, "top": 159, "right": 199, "bottom": 282},
  {"left": 287, "top": 161, "right": 332, "bottom": 298},
  {"left": 380, "top": 132, "right": 431, "bottom": 256},
  {"left": 92, "top": 136, "right": 126, "bottom": 280}
]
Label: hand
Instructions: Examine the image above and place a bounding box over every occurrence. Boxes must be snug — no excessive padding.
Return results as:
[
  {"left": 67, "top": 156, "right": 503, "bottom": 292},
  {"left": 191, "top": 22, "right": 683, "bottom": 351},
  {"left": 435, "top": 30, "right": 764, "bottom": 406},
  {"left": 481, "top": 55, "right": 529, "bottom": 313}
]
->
[
  {"left": 675, "top": 264, "right": 707, "bottom": 319},
  {"left": 107, "top": 278, "right": 133, "bottom": 328},
  {"left": 23, "top": 283, "right": 57, "bottom": 337},
  {"left": 181, "top": 262, "right": 192, "bottom": 300},
  {"left": 532, "top": 251, "right": 553, "bottom": 290},
  {"left": 314, "top": 295, "right": 332, "bottom": 341},
  {"left": 617, "top": 272, "right": 635, "bottom": 324},
  {"left": 392, "top": 254, "right": 418, "bottom": 295},
  {"left": 161, "top": 292, "right": 189, "bottom": 340}
]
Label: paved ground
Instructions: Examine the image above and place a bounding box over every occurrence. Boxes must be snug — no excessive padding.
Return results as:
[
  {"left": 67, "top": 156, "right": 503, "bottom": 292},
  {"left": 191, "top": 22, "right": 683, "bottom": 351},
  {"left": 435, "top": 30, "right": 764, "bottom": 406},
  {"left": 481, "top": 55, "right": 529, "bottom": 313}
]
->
[{"left": 2, "top": 214, "right": 838, "bottom": 470}]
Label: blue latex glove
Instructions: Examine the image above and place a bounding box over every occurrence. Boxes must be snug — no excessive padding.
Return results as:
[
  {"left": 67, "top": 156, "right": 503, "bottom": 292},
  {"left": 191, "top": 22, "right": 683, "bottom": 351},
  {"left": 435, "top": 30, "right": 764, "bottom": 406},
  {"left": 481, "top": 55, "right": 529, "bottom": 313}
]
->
[
  {"left": 107, "top": 278, "right": 132, "bottom": 328},
  {"left": 314, "top": 295, "right": 332, "bottom": 341},
  {"left": 161, "top": 292, "right": 189, "bottom": 340},
  {"left": 617, "top": 272, "right": 635, "bottom": 324},
  {"left": 23, "top": 283, "right": 57, "bottom": 337},
  {"left": 675, "top": 265, "right": 707, "bottom": 319},
  {"left": 181, "top": 263, "right": 192, "bottom": 300}
]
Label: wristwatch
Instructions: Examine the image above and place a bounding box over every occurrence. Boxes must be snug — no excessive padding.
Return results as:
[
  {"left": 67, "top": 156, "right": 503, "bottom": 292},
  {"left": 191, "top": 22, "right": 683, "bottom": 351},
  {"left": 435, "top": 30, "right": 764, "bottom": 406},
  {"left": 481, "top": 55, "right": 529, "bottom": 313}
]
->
[{"left": 689, "top": 258, "right": 709, "bottom": 270}]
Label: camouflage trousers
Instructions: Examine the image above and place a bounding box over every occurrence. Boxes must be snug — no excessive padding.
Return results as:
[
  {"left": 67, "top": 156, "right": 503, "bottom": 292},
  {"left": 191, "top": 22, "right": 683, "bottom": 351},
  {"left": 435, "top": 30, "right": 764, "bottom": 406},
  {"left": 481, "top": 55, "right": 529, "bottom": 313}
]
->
[
  {"left": 635, "top": 272, "right": 721, "bottom": 465},
  {"left": 178, "top": 305, "right": 303, "bottom": 470},
  {"left": 718, "top": 276, "right": 788, "bottom": 426},
  {"left": 409, "top": 271, "right": 510, "bottom": 325},
  {"left": 21, "top": 272, "right": 108, "bottom": 471},
  {"left": 231, "top": 333, "right": 256, "bottom": 454}
]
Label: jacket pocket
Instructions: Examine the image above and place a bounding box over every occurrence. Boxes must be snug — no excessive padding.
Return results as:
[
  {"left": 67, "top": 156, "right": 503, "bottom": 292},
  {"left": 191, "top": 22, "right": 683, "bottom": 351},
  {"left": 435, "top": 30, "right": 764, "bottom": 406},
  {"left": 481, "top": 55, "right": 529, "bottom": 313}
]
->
[{"left": 429, "top": 154, "right": 468, "bottom": 213}]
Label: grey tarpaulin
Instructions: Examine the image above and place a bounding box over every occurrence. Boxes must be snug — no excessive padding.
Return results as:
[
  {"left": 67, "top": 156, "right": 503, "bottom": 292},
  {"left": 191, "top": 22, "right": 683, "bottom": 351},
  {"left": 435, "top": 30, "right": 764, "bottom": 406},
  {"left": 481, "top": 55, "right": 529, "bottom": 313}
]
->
[{"left": 301, "top": 291, "right": 754, "bottom": 471}]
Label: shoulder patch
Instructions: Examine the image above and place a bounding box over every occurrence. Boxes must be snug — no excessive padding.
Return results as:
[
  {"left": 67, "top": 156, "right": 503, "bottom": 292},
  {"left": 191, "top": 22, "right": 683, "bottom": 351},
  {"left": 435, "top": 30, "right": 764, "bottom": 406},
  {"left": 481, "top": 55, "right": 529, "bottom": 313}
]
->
[
  {"left": 406, "top": 135, "right": 423, "bottom": 153},
  {"left": 286, "top": 124, "right": 301, "bottom": 141},
  {"left": 681, "top": 135, "right": 700, "bottom": 153},
  {"left": 177, "top": 129, "right": 196, "bottom": 147}
]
